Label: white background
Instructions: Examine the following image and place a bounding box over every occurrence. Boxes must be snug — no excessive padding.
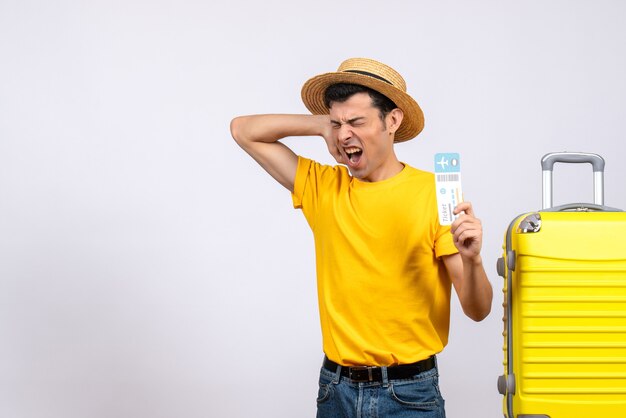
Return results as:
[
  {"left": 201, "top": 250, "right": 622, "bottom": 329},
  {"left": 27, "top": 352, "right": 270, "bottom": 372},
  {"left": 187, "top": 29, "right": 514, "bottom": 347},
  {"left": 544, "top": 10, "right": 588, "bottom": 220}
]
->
[{"left": 2, "top": 1, "right": 626, "bottom": 417}]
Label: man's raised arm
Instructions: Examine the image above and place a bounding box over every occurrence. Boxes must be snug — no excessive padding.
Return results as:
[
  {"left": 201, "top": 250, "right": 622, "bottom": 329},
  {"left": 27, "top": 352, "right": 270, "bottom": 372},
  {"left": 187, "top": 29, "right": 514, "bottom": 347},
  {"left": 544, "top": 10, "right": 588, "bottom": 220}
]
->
[
  {"left": 443, "top": 201, "right": 493, "bottom": 322},
  {"left": 230, "top": 114, "right": 334, "bottom": 192}
]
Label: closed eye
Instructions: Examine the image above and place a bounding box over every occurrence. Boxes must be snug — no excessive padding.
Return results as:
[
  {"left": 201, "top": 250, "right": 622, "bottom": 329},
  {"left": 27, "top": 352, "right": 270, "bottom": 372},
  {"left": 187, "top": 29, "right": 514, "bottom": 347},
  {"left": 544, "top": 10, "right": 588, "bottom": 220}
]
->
[
  {"left": 347, "top": 117, "right": 365, "bottom": 126},
  {"left": 330, "top": 117, "right": 366, "bottom": 129}
]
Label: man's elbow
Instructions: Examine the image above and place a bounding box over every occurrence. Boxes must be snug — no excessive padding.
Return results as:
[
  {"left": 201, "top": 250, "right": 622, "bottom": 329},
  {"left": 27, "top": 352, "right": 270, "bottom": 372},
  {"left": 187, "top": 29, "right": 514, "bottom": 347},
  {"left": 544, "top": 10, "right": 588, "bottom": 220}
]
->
[
  {"left": 230, "top": 116, "right": 246, "bottom": 146},
  {"left": 463, "top": 291, "right": 493, "bottom": 322},
  {"left": 464, "top": 304, "right": 492, "bottom": 322}
]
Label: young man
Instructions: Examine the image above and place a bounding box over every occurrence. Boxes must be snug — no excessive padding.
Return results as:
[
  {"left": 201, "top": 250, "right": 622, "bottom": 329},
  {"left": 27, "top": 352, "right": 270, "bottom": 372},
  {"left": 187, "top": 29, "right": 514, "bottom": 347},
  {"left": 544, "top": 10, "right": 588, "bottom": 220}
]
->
[{"left": 230, "top": 58, "right": 492, "bottom": 418}]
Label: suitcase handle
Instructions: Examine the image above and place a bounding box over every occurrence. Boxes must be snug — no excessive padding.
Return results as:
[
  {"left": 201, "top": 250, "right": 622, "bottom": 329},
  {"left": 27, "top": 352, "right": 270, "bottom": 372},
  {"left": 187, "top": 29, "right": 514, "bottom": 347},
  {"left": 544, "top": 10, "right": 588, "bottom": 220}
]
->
[
  {"left": 541, "top": 152, "right": 605, "bottom": 209},
  {"left": 541, "top": 152, "right": 605, "bottom": 172}
]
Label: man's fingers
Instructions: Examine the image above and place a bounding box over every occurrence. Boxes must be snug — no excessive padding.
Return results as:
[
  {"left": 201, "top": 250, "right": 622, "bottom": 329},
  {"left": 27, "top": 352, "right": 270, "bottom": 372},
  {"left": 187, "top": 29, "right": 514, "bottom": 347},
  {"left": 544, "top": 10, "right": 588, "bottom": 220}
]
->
[
  {"left": 454, "top": 201, "right": 474, "bottom": 217},
  {"left": 328, "top": 144, "right": 343, "bottom": 164}
]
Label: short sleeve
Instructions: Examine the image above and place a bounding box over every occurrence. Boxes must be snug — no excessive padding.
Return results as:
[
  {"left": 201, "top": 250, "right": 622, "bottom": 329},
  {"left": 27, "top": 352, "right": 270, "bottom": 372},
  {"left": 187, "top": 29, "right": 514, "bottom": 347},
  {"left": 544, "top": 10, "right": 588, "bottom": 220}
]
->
[
  {"left": 434, "top": 223, "right": 458, "bottom": 259},
  {"left": 292, "top": 156, "right": 313, "bottom": 209}
]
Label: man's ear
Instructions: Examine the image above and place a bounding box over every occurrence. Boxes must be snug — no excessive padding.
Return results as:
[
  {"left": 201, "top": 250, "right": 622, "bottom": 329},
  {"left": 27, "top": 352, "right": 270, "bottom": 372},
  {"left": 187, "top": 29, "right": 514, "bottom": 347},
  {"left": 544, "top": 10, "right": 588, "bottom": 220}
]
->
[{"left": 387, "top": 108, "right": 404, "bottom": 135}]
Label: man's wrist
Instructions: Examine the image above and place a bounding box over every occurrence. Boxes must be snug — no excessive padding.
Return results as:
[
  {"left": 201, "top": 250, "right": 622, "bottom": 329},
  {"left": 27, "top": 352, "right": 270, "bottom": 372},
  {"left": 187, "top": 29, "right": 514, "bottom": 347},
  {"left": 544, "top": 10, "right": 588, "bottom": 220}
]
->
[{"left": 461, "top": 253, "right": 483, "bottom": 268}]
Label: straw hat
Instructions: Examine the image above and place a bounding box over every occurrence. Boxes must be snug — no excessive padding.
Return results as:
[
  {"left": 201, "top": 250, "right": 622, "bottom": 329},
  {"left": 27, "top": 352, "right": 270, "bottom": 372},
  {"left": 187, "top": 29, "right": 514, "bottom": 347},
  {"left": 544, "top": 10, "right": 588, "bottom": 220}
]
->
[{"left": 301, "top": 58, "right": 424, "bottom": 142}]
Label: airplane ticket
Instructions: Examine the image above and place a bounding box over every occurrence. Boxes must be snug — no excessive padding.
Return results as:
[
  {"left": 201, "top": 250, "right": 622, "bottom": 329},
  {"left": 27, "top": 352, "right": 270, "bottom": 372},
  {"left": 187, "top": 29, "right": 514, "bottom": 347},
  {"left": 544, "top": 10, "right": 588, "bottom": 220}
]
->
[{"left": 434, "top": 153, "right": 463, "bottom": 226}]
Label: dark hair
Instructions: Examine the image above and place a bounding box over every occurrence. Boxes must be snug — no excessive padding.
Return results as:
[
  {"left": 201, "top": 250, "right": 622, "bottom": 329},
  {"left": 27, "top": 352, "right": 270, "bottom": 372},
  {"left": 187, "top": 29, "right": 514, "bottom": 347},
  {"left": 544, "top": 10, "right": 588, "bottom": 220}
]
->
[{"left": 324, "top": 83, "right": 397, "bottom": 121}]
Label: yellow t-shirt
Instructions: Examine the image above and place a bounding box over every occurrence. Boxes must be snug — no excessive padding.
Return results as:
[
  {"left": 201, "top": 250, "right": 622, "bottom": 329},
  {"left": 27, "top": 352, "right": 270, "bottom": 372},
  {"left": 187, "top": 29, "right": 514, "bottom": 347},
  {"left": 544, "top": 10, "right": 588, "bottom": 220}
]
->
[{"left": 292, "top": 157, "right": 458, "bottom": 366}]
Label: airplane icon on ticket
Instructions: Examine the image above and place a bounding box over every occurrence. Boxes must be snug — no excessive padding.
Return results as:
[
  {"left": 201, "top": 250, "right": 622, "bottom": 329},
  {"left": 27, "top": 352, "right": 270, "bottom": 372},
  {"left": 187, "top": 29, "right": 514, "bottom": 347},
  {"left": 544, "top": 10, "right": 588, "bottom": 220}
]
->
[{"left": 436, "top": 156, "right": 449, "bottom": 171}]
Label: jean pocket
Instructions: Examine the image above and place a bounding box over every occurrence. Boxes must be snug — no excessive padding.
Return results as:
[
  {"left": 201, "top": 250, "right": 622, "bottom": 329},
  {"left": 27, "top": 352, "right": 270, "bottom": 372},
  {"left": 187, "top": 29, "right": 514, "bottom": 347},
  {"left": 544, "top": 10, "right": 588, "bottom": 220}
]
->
[
  {"left": 388, "top": 373, "right": 444, "bottom": 412},
  {"left": 316, "top": 369, "right": 334, "bottom": 404}
]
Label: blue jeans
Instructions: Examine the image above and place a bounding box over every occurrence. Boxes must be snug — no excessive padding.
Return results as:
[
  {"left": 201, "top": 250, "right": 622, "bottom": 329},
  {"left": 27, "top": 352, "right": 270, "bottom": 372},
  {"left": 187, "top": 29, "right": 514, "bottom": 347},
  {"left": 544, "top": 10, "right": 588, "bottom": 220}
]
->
[{"left": 316, "top": 360, "right": 446, "bottom": 418}]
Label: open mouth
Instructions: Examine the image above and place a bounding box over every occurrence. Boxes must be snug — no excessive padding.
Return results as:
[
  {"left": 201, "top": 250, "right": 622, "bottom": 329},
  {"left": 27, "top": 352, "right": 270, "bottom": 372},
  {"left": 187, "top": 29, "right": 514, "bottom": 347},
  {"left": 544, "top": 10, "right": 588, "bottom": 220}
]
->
[{"left": 344, "top": 146, "right": 363, "bottom": 165}]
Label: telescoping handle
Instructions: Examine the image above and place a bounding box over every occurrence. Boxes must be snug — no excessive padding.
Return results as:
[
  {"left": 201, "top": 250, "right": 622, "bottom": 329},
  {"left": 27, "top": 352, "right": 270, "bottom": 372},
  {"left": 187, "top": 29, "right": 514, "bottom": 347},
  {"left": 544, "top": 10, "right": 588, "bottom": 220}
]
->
[{"left": 541, "top": 152, "right": 605, "bottom": 209}]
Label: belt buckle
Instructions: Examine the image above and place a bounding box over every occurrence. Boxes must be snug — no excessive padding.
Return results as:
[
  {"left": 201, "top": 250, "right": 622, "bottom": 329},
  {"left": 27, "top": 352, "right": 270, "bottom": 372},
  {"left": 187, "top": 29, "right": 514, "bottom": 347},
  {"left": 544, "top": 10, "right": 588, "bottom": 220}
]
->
[{"left": 349, "top": 366, "right": 375, "bottom": 382}]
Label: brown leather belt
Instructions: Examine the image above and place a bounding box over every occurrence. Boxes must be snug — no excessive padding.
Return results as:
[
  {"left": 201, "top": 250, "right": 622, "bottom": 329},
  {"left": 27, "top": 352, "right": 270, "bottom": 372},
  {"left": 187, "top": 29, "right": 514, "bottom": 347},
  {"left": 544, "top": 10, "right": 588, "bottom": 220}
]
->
[{"left": 322, "top": 355, "right": 436, "bottom": 382}]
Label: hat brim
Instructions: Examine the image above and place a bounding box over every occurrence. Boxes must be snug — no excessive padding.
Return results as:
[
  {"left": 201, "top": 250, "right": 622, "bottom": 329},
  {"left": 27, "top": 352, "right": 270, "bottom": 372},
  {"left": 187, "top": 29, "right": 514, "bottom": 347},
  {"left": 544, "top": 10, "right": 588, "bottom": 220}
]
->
[{"left": 301, "top": 72, "right": 424, "bottom": 142}]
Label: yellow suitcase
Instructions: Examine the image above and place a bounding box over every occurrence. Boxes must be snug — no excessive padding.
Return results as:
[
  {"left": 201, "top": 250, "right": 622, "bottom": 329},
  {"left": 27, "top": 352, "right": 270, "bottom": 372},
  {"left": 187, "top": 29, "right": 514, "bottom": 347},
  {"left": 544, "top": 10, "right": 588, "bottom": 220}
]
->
[{"left": 497, "top": 152, "right": 626, "bottom": 418}]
